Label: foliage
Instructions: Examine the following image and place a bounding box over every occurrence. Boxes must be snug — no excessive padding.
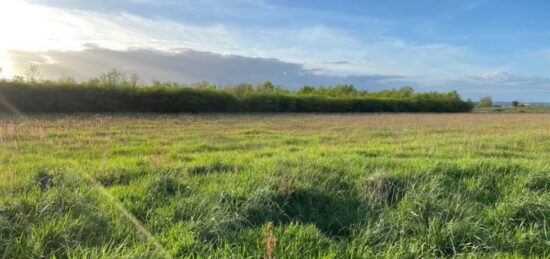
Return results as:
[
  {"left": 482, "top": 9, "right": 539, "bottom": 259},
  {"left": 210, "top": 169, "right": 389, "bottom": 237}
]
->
[
  {"left": 0, "top": 79, "right": 473, "bottom": 113},
  {"left": 24, "top": 64, "right": 42, "bottom": 83},
  {"left": 477, "top": 96, "right": 493, "bottom": 108}
]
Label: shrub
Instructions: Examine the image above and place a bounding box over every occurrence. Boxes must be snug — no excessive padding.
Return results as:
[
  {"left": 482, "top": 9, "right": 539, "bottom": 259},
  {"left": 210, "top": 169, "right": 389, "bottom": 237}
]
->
[
  {"left": 0, "top": 81, "right": 474, "bottom": 113},
  {"left": 477, "top": 96, "right": 493, "bottom": 108}
]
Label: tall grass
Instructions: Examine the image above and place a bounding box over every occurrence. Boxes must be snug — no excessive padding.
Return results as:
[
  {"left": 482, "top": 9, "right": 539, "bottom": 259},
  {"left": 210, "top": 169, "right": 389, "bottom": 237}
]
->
[{"left": 2, "top": 114, "right": 550, "bottom": 257}]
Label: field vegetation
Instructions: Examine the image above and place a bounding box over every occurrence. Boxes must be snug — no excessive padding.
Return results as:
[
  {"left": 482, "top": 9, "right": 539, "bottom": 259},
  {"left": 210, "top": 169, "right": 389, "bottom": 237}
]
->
[
  {"left": 2, "top": 114, "right": 550, "bottom": 257},
  {"left": 0, "top": 69, "right": 473, "bottom": 113}
]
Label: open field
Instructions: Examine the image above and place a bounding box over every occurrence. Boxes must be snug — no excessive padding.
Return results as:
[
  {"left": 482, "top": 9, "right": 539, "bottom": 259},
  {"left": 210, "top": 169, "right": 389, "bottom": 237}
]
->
[{"left": 2, "top": 113, "right": 550, "bottom": 257}]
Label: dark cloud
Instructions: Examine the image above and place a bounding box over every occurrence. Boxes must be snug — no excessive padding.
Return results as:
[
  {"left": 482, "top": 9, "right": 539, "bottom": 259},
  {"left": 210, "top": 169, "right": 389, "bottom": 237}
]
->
[{"left": 8, "top": 46, "right": 407, "bottom": 89}]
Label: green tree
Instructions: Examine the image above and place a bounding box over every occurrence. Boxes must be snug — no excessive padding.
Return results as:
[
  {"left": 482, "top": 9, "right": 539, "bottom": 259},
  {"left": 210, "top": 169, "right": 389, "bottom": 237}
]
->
[
  {"left": 477, "top": 96, "right": 493, "bottom": 108},
  {"left": 93, "top": 68, "right": 127, "bottom": 87},
  {"left": 231, "top": 83, "right": 254, "bottom": 97},
  {"left": 331, "top": 84, "right": 357, "bottom": 97},
  {"left": 297, "top": 85, "right": 316, "bottom": 95},
  {"left": 192, "top": 81, "right": 216, "bottom": 90},
  {"left": 128, "top": 73, "right": 141, "bottom": 87},
  {"left": 256, "top": 81, "right": 275, "bottom": 92},
  {"left": 398, "top": 86, "right": 414, "bottom": 98}
]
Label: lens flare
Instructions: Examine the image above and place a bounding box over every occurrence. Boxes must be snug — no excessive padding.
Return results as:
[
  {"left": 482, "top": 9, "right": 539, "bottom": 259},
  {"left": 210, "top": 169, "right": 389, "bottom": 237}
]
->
[{"left": 85, "top": 175, "right": 173, "bottom": 259}]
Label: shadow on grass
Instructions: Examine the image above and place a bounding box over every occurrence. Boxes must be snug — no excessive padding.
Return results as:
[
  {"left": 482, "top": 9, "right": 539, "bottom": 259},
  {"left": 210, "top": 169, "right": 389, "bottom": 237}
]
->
[
  {"left": 256, "top": 189, "right": 362, "bottom": 237},
  {"left": 187, "top": 161, "right": 235, "bottom": 175},
  {"left": 199, "top": 175, "right": 407, "bottom": 242}
]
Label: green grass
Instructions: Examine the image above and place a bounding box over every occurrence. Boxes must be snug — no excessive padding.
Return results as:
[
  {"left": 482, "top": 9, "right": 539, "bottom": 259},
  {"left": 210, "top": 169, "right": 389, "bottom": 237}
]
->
[{"left": 2, "top": 113, "right": 550, "bottom": 258}]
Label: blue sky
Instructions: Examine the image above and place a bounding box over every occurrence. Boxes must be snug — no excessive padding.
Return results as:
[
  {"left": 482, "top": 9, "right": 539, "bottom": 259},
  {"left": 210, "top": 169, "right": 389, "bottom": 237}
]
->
[{"left": 2, "top": 0, "right": 550, "bottom": 101}]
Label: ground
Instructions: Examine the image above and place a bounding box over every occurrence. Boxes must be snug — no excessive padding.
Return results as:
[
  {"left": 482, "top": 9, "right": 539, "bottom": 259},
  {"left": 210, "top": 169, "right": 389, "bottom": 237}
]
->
[{"left": 2, "top": 114, "right": 550, "bottom": 258}]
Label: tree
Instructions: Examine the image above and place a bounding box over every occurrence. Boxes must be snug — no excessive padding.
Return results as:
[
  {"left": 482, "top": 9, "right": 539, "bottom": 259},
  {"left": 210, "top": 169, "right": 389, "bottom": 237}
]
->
[
  {"left": 13, "top": 75, "right": 25, "bottom": 83},
  {"left": 256, "top": 81, "right": 275, "bottom": 92},
  {"left": 445, "top": 91, "right": 461, "bottom": 102},
  {"left": 477, "top": 96, "right": 493, "bottom": 108},
  {"left": 231, "top": 83, "right": 254, "bottom": 97},
  {"left": 255, "top": 81, "right": 288, "bottom": 94},
  {"left": 512, "top": 101, "right": 520, "bottom": 107},
  {"left": 398, "top": 86, "right": 414, "bottom": 98},
  {"left": 24, "top": 64, "right": 42, "bottom": 83},
  {"left": 192, "top": 81, "right": 216, "bottom": 90},
  {"left": 128, "top": 73, "right": 141, "bottom": 87},
  {"left": 57, "top": 74, "right": 77, "bottom": 85},
  {"left": 330, "top": 84, "right": 357, "bottom": 97},
  {"left": 95, "top": 68, "right": 126, "bottom": 87},
  {"left": 297, "top": 85, "right": 316, "bottom": 95}
]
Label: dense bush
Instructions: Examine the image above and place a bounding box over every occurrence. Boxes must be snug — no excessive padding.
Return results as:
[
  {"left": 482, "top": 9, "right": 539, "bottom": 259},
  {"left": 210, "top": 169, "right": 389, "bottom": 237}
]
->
[
  {"left": 0, "top": 80, "right": 473, "bottom": 113},
  {"left": 477, "top": 96, "right": 493, "bottom": 108}
]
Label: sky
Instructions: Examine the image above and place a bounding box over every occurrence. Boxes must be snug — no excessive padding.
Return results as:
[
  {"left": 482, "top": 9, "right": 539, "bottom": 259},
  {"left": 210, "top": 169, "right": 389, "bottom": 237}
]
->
[{"left": 1, "top": 0, "right": 550, "bottom": 101}]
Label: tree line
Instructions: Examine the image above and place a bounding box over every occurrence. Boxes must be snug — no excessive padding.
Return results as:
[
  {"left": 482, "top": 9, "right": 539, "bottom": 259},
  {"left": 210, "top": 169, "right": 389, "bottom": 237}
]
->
[{"left": 0, "top": 68, "right": 474, "bottom": 113}]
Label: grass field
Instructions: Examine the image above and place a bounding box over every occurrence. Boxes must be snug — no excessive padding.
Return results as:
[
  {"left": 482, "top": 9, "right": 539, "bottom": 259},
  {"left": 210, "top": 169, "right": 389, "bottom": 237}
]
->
[{"left": 2, "top": 113, "right": 550, "bottom": 258}]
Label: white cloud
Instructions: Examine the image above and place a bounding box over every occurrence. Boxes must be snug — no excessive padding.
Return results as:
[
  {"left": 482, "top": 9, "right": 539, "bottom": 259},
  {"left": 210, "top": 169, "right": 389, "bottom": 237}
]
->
[
  {"left": 0, "top": 0, "right": 478, "bottom": 81},
  {"left": 1, "top": 0, "right": 549, "bottom": 101},
  {"left": 465, "top": 71, "right": 550, "bottom": 86}
]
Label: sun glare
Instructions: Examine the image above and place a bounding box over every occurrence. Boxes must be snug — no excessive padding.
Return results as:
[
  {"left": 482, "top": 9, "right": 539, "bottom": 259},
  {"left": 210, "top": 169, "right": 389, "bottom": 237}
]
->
[
  {"left": 0, "top": 0, "right": 43, "bottom": 77},
  {"left": 0, "top": 1, "right": 39, "bottom": 50},
  {"left": 0, "top": 0, "right": 88, "bottom": 77}
]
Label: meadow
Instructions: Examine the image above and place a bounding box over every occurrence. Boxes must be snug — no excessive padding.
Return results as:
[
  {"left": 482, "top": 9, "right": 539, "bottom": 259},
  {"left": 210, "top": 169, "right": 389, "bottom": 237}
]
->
[{"left": 2, "top": 113, "right": 550, "bottom": 258}]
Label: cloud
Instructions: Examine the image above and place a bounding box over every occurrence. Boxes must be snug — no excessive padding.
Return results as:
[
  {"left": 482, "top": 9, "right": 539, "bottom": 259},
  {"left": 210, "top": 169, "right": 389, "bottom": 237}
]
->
[
  {"left": 22, "top": 46, "right": 548, "bottom": 101},
  {"left": 464, "top": 71, "right": 550, "bottom": 86},
  {"left": 321, "top": 61, "right": 350, "bottom": 65},
  {"left": 425, "top": 71, "right": 550, "bottom": 102},
  {"left": 7, "top": 0, "right": 550, "bottom": 101},
  {"left": 0, "top": 0, "right": 479, "bottom": 80},
  {"left": 8, "top": 46, "right": 407, "bottom": 89}
]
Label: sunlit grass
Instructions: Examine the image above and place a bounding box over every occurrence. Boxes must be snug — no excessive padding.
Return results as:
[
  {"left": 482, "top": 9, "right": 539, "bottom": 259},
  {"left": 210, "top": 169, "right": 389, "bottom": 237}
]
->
[{"left": 2, "top": 113, "right": 550, "bottom": 257}]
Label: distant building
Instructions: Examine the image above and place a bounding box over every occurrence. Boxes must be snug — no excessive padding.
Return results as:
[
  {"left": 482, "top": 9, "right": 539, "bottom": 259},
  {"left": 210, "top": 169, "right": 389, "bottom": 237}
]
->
[{"left": 511, "top": 101, "right": 529, "bottom": 107}]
